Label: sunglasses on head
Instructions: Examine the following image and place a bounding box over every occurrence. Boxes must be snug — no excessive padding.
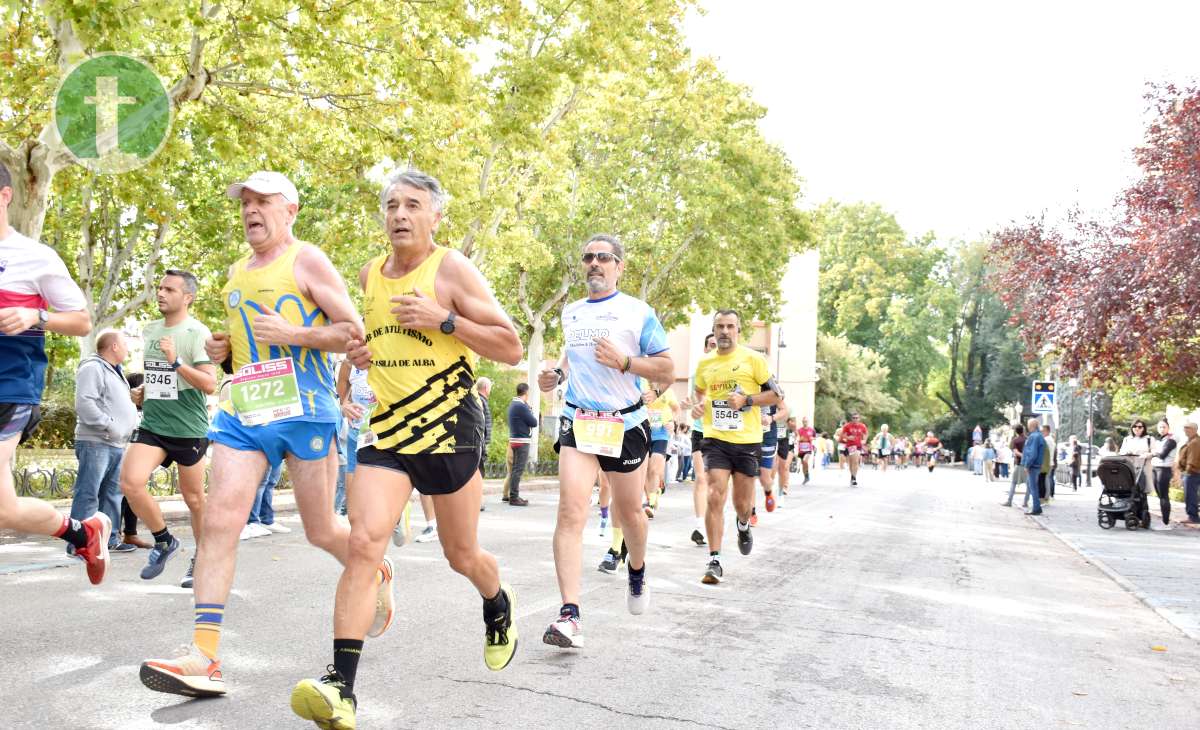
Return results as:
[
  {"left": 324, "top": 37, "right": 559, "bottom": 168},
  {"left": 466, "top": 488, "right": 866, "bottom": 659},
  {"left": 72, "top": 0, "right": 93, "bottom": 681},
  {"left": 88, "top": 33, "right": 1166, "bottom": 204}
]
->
[{"left": 582, "top": 251, "right": 620, "bottom": 264}]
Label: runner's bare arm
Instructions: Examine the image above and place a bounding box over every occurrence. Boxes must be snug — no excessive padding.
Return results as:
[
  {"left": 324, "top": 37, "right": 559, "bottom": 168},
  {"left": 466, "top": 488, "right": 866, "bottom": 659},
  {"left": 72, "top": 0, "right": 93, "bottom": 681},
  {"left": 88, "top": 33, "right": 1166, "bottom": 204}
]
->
[
  {"left": 178, "top": 363, "right": 218, "bottom": 395},
  {"left": 336, "top": 359, "right": 351, "bottom": 401},
  {"left": 426, "top": 250, "right": 522, "bottom": 365},
  {"left": 0, "top": 307, "right": 90, "bottom": 336},
  {"left": 254, "top": 244, "right": 362, "bottom": 352},
  {"left": 538, "top": 353, "right": 567, "bottom": 392}
]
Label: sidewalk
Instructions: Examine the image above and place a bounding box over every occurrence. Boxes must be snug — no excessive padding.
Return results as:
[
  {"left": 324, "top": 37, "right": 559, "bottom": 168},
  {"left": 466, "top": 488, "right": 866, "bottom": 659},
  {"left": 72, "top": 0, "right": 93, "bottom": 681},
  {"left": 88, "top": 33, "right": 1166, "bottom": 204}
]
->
[
  {"left": 1023, "top": 481, "right": 1200, "bottom": 642},
  {"left": 0, "top": 476, "right": 560, "bottom": 576}
]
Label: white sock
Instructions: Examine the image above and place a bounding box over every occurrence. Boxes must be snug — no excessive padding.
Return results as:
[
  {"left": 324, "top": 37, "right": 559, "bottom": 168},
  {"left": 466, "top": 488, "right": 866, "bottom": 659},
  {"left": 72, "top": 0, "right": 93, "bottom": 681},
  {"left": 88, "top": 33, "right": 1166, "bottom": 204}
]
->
[
  {"left": 694, "top": 517, "right": 704, "bottom": 531},
  {"left": 737, "top": 520, "right": 749, "bottom": 532}
]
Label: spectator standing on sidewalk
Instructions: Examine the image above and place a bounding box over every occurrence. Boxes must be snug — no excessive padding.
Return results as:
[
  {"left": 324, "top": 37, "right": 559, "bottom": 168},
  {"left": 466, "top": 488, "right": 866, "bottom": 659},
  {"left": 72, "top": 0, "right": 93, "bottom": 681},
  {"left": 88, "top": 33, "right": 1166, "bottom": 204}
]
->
[
  {"left": 1021, "top": 419, "right": 1045, "bottom": 515},
  {"left": 504, "top": 383, "right": 538, "bottom": 507},
  {"left": 72, "top": 330, "right": 139, "bottom": 552},
  {"left": 1041, "top": 425, "right": 1057, "bottom": 501},
  {"left": 241, "top": 462, "right": 286, "bottom": 540},
  {"left": 983, "top": 440, "right": 996, "bottom": 482},
  {"left": 1149, "top": 419, "right": 1177, "bottom": 530},
  {"left": 1067, "top": 435, "right": 1082, "bottom": 491},
  {"left": 1120, "top": 419, "right": 1154, "bottom": 496},
  {"left": 1178, "top": 421, "right": 1200, "bottom": 526},
  {"left": 1003, "top": 423, "right": 1027, "bottom": 508}
]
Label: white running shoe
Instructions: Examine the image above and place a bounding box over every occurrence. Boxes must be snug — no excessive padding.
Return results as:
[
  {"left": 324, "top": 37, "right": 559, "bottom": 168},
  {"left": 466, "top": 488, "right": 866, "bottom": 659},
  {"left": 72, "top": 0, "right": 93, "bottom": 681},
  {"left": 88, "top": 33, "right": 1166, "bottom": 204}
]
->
[
  {"left": 627, "top": 574, "right": 650, "bottom": 615},
  {"left": 264, "top": 522, "right": 291, "bottom": 534},
  {"left": 238, "top": 524, "right": 256, "bottom": 541},
  {"left": 414, "top": 525, "right": 438, "bottom": 544},
  {"left": 542, "top": 613, "right": 584, "bottom": 649},
  {"left": 368, "top": 556, "right": 395, "bottom": 638}
]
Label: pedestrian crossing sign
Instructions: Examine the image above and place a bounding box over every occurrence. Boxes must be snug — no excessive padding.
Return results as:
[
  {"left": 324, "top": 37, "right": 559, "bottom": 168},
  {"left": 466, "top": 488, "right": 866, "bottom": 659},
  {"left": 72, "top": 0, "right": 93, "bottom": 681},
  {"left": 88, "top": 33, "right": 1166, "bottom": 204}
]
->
[{"left": 1031, "top": 381, "right": 1056, "bottom": 414}]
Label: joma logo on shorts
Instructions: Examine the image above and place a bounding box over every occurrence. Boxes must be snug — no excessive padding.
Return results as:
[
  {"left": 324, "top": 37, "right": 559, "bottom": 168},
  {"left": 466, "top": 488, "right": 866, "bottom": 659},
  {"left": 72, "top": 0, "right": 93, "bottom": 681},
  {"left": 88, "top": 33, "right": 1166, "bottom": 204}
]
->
[{"left": 623, "top": 458, "right": 641, "bottom": 465}]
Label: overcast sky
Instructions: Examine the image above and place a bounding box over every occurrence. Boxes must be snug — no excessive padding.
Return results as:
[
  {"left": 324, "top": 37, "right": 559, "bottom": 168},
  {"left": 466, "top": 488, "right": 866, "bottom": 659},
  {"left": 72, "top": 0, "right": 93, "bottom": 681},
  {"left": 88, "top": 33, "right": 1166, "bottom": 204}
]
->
[{"left": 684, "top": 0, "right": 1200, "bottom": 241}]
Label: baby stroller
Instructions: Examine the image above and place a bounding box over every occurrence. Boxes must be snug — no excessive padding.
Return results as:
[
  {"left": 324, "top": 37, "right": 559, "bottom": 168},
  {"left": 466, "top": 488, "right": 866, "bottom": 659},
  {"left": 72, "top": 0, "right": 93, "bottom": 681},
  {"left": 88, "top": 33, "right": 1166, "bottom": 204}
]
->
[{"left": 1096, "top": 456, "right": 1150, "bottom": 530}]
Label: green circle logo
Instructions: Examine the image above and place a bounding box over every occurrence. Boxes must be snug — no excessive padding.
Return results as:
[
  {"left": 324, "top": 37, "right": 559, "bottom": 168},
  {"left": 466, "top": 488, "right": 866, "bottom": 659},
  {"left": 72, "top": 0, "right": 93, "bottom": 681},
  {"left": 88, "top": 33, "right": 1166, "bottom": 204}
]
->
[{"left": 54, "top": 53, "right": 172, "bottom": 174}]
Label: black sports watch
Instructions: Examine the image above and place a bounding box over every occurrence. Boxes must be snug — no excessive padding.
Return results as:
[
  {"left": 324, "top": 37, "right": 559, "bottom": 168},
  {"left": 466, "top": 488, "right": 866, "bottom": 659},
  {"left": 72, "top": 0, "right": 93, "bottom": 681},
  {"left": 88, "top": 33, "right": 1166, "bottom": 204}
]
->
[{"left": 440, "top": 311, "right": 457, "bottom": 335}]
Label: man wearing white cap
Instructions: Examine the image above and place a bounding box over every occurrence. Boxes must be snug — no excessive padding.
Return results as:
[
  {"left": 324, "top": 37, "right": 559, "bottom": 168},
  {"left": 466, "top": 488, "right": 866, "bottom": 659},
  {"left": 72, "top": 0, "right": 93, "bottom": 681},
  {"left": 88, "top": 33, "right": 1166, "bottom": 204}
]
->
[{"left": 140, "top": 172, "right": 395, "bottom": 699}]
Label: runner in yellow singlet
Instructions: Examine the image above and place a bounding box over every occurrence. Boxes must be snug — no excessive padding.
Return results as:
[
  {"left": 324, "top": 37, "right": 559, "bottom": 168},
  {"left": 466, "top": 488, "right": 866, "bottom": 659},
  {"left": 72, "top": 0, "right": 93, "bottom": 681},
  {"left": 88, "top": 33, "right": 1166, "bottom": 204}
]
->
[
  {"left": 691, "top": 310, "right": 783, "bottom": 585},
  {"left": 291, "top": 170, "right": 523, "bottom": 730},
  {"left": 141, "top": 172, "right": 394, "bottom": 700}
]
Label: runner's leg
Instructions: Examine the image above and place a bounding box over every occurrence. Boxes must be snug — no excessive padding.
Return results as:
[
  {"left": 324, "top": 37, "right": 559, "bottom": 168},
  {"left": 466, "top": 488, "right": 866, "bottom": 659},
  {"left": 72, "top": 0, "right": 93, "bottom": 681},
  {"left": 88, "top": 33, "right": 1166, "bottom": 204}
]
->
[
  {"left": 0, "top": 436, "right": 65, "bottom": 535},
  {"left": 553, "top": 446, "right": 601, "bottom": 606},
  {"left": 290, "top": 446, "right": 351, "bottom": 566},
  {"left": 334, "top": 465, "right": 410, "bottom": 638},
  {"left": 704, "top": 468, "right": 732, "bottom": 553},
  {"left": 119, "top": 443, "right": 170, "bottom": 532}
]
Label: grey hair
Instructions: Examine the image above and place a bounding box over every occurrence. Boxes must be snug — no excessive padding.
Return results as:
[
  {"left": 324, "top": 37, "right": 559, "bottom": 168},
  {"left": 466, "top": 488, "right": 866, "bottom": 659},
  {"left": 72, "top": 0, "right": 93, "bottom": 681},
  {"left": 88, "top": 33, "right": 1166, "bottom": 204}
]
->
[
  {"left": 581, "top": 234, "right": 625, "bottom": 261},
  {"left": 380, "top": 169, "right": 448, "bottom": 213},
  {"left": 164, "top": 268, "right": 198, "bottom": 296}
]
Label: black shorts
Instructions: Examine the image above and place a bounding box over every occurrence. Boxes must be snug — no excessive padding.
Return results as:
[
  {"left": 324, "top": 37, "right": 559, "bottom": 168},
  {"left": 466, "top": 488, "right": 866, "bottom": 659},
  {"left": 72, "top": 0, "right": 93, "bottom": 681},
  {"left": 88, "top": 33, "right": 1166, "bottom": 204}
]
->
[
  {"left": 700, "top": 437, "right": 761, "bottom": 478},
  {"left": 650, "top": 439, "right": 669, "bottom": 457},
  {"left": 0, "top": 403, "right": 41, "bottom": 444},
  {"left": 131, "top": 428, "right": 209, "bottom": 468},
  {"left": 777, "top": 441, "right": 792, "bottom": 459},
  {"left": 554, "top": 416, "right": 651, "bottom": 474},
  {"left": 690, "top": 431, "right": 704, "bottom": 454},
  {"left": 356, "top": 445, "right": 482, "bottom": 495}
]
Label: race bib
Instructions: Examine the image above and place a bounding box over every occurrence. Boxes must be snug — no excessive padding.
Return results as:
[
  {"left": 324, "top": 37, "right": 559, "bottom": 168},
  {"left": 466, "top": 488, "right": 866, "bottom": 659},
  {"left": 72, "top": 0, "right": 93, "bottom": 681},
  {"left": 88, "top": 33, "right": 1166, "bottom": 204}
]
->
[
  {"left": 798, "top": 442, "right": 813, "bottom": 453},
  {"left": 230, "top": 357, "right": 304, "bottom": 426},
  {"left": 357, "top": 429, "right": 378, "bottom": 448},
  {"left": 144, "top": 360, "right": 178, "bottom": 400},
  {"left": 573, "top": 409, "right": 624, "bottom": 457},
  {"left": 649, "top": 409, "right": 665, "bottom": 429},
  {"left": 776, "top": 424, "right": 787, "bottom": 438},
  {"left": 711, "top": 400, "right": 743, "bottom": 432}
]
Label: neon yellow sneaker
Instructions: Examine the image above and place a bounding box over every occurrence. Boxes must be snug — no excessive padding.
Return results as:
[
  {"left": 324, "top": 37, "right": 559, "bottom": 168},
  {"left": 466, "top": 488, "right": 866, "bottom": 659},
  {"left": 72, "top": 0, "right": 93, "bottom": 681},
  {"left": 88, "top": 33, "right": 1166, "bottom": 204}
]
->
[
  {"left": 484, "top": 582, "right": 518, "bottom": 671},
  {"left": 291, "top": 667, "right": 356, "bottom": 729}
]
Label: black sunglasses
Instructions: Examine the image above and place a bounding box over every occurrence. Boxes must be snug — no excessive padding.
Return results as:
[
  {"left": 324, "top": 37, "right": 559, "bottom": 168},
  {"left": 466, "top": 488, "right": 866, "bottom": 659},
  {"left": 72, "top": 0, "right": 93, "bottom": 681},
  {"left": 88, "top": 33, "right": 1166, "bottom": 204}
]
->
[{"left": 582, "top": 252, "right": 620, "bottom": 264}]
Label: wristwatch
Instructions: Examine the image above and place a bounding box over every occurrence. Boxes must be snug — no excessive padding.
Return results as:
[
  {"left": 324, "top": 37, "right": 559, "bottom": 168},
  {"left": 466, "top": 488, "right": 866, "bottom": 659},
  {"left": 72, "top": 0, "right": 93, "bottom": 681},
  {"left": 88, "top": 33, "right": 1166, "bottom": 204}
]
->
[
  {"left": 170, "top": 358, "right": 183, "bottom": 371},
  {"left": 554, "top": 367, "right": 566, "bottom": 385},
  {"left": 440, "top": 311, "right": 457, "bottom": 335},
  {"left": 36, "top": 309, "right": 49, "bottom": 329}
]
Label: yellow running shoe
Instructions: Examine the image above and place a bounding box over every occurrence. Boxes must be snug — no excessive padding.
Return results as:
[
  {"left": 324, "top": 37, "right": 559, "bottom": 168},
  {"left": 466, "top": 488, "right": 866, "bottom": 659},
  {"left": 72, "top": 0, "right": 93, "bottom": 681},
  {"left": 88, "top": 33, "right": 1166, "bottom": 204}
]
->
[
  {"left": 484, "top": 582, "right": 518, "bottom": 671},
  {"left": 291, "top": 667, "right": 356, "bottom": 729}
]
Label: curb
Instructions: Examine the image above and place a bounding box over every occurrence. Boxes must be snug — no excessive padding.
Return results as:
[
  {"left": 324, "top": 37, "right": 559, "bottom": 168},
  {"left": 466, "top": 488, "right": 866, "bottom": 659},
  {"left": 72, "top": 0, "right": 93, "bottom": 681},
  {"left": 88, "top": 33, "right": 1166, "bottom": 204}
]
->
[{"left": 1030, "top": 514, "right": 1200, "bottom": 643}]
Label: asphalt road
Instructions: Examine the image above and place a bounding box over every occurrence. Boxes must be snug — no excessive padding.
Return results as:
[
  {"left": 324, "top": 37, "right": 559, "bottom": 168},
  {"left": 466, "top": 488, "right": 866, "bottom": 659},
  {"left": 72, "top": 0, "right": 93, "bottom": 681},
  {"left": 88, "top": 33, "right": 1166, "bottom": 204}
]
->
[{"left": 3, "top": 464, "right": 1199, "bottom": 729}]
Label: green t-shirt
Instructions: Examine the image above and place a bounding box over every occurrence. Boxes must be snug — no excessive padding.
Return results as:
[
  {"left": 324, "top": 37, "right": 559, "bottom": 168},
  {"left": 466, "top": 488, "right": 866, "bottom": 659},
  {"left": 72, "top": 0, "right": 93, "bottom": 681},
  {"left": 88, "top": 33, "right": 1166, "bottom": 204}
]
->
[{"left": 140, "top": 316, "right": 214, "bottom": 438}]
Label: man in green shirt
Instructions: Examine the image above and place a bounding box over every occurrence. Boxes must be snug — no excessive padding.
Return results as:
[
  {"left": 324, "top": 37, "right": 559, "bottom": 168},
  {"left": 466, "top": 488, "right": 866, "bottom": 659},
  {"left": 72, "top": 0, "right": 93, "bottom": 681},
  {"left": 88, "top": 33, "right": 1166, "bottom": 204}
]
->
[{"left": 119, "top": 270, "right": 218, "bottom": 588}]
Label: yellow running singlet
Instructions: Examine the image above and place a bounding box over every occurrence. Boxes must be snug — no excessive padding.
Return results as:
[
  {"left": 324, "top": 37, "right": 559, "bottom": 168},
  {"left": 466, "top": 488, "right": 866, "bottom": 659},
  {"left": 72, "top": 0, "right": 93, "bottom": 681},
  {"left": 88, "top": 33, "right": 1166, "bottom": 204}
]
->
[
  {"left": 693, "top": 345, "right": 771, "bottom": 445},
  {"left": 362, "top": 246, "right": 483, "bottom": 453},
  {"left": 220, "top": 242, "right": 337, "bottom": 422}
]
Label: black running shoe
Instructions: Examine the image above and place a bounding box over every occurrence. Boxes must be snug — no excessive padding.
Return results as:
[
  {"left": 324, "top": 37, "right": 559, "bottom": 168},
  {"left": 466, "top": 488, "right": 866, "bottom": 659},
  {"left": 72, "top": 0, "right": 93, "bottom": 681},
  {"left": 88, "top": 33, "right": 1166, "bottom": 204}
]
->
[
  {"left": 701, "top": 559, "right": 723, "bottom": 585},
  {"left": 180, "top": 557, "right": 195, "bottom": 589},
  {"left": 598, "top": 549, "right": 619, "bottom": 574},
  {"left": 737, "top": 525, "right": 753, "bottom": 555},
  {"left": 690, "top": 529, "right": 706, "bottom": 546}
]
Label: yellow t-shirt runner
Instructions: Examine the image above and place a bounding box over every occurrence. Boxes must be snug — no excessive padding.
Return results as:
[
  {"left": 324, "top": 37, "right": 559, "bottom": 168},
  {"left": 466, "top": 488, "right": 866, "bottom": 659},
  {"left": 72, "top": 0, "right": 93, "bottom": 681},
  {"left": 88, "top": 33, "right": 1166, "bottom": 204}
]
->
[
  {"left": 693, "top": 345, "right": 771, "bottom": 445},
  {"left": 645, "top": 385, "right": 678, "bottom": 443}
]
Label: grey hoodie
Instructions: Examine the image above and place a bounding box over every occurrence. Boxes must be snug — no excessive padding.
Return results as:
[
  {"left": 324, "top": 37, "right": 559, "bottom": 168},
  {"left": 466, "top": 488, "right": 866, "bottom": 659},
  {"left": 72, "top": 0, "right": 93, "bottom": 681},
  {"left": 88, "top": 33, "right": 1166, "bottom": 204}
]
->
[{"left": 74, "top": 354, "right": 139, "bottom": 447}]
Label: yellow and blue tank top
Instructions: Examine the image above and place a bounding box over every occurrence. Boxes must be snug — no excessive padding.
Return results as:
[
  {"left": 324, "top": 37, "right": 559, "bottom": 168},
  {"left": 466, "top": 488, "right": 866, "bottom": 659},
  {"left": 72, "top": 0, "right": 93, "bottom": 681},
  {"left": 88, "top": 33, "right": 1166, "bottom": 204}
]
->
[
  {"left": 362, "top": 245, "right": 483, "bottom": 453},
  {"left": 220, "top": 242, "right": 338, "bottom": 423}
]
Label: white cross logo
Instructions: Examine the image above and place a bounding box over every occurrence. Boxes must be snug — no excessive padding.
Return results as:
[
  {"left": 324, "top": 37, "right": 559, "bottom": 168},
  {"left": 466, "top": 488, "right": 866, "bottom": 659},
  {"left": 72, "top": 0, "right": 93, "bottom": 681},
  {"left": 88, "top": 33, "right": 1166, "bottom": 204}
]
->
[{"left": 84, "top": 77, "right": 136, "bottom": 156}]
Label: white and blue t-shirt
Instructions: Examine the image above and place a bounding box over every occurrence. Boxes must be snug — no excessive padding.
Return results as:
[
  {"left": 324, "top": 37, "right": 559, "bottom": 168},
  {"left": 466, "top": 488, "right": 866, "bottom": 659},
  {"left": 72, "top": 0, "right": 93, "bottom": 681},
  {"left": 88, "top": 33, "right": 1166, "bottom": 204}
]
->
[{"left": 561, "top": 291, "right": 669, "bottom": 431}]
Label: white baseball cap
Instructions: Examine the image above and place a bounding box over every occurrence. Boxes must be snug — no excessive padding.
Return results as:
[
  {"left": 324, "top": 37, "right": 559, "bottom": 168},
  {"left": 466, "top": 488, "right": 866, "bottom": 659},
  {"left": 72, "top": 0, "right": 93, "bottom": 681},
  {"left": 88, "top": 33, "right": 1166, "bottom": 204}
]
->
[{"left": 225, "top": 171, "right": 299, "bottom": 205}]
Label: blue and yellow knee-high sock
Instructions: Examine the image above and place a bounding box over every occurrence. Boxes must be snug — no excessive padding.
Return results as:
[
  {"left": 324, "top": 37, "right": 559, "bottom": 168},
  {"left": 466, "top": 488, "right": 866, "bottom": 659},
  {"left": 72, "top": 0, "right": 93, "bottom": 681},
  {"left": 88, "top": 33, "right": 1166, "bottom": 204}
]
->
[{"left": 194, "top": 603, "right": 224, "bottom": 659}]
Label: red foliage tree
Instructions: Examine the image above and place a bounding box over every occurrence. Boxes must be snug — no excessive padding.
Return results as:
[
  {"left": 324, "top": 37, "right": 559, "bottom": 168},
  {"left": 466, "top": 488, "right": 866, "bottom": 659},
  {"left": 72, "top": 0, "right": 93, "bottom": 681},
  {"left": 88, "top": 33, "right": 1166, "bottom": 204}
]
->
[{"left": 990, "top": 84, "right": 1200, "bottom": 401}]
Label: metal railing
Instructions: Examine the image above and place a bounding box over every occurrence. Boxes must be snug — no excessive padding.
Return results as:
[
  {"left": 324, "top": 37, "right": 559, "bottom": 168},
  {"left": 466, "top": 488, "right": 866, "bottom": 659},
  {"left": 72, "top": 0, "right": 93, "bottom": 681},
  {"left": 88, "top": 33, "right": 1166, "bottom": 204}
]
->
[
  {"left": 13, "top": 465, "right": 180, "bottom": 500},
  {"left": 14, "top": 460, "right": 558, "bottom": 499}
]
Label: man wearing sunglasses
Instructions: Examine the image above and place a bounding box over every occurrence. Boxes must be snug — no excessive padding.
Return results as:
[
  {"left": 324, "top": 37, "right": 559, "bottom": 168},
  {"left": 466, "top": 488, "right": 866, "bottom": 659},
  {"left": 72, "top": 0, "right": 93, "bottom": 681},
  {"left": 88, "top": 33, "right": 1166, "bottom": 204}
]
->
[{"left": 538, "top": 234, "right": 674, "bottom": 649}]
